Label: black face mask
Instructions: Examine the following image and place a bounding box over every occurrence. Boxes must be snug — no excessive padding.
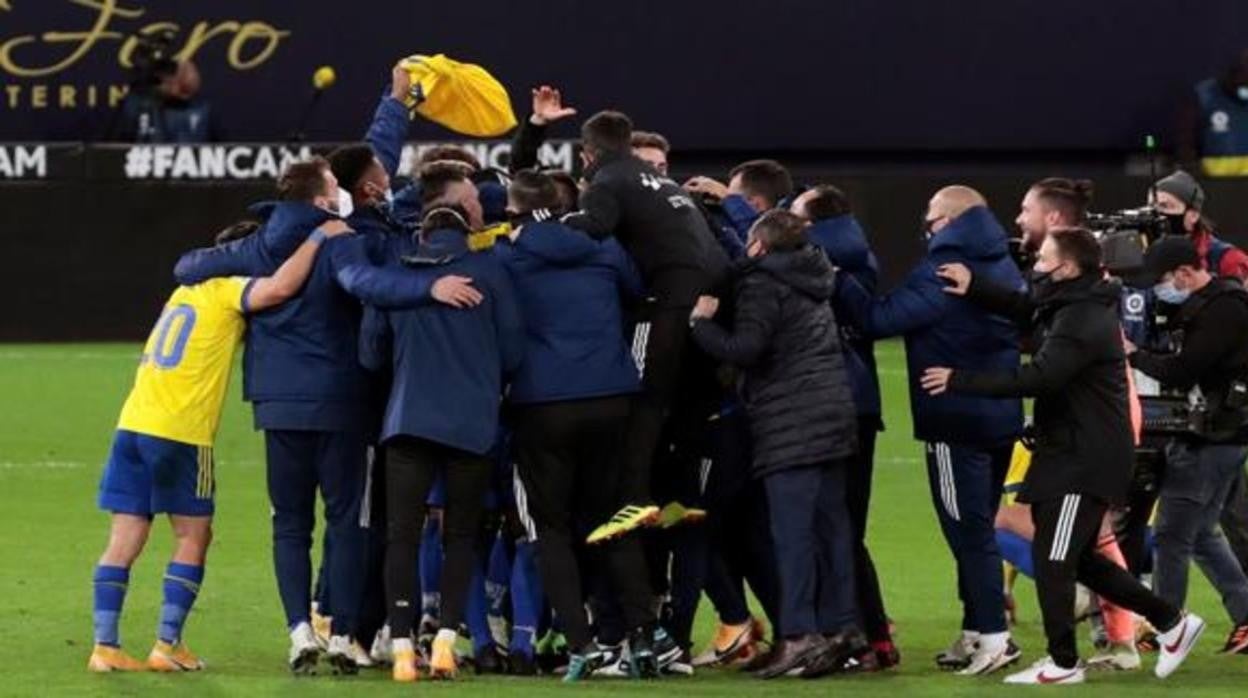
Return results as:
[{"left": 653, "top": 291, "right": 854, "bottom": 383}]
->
[
  {"left": 1163, "top": 211, "right": 1188, "bottom": 238},
  {"left": 1028, "top": 268, "right": 1060, "bottom": 302}
]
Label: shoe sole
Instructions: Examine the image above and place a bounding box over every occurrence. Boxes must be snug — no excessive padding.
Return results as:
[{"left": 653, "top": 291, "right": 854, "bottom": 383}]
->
[
  {"left": 587, "top": 510, "right": 661, "bottom": 545},
  {"left": 693, "top": 628, "right": 754, "bottom": 668},
  {"left": 632, "top": 653, "right": 659, "bottom": 679},
  {"left": 148, "top": 657, "right": 204, "bottom": 672},
  {"left": 290, "top": 648, "right": 320, "bottom": 676},
  {"left": 958, "top": 650, "right": 1021, "bottom": 676},
  {"left": 88, "top": 658, "right": 146, "bottom": 673},
  {"left": 755, "top": 644, "right": 828, "bottom": 680},
  {"left": 1086, "top": 660, "right": 1141, "bottom": 671},
  {"left": 327, "top": 652, "right": 359, "bottom": 676},
  {"left": 935, "top": 657, "right": 972, "bottom": 672}
]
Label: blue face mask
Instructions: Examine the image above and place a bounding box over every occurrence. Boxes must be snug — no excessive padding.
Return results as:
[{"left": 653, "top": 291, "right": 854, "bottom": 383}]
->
[
  {"left": 1237, "top": 85, "right": 1248, "bottom": 102},
  {"left": 1154, "top": 280, "right": 1191, "bottom": 305}
]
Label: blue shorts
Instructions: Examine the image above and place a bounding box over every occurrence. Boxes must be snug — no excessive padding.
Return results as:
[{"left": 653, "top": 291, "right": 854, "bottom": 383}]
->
[{"left": 98, "top": 430, "right": 215, "bottom": 517}]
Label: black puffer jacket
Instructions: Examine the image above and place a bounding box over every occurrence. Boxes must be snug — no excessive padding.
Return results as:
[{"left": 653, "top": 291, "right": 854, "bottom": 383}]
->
[
  {"left": 691, "top": 245, "right": 858, "bottom": 477},
  {"left": 950, "top": 275, "right": 1135, "bottom": 504}
]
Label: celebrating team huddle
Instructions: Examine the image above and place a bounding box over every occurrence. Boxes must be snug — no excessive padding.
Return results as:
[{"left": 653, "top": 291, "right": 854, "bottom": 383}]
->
[{"left": 85, "top": 61, "right": 1248, "bottom": 688}]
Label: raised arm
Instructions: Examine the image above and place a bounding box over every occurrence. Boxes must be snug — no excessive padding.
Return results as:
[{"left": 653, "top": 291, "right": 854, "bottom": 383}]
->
[
  {"left": 175, "top": 232, "right": 270, "bottom": 285},
  {"left": 365, "top": 65, "right": 415, "bottom": 177},
  {"left": 510, "top": 86, "right": 577, "bottom": 173},
  {"left": 836, "top": 263, "right": 949, "bottom": 339},
  {"left": 245, "top": 220, "right": 354, "bottom": 311}
]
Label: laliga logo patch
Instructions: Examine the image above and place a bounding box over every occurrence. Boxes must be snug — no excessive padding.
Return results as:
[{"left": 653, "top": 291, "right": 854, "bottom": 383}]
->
[
  {"left": 640, "top": 173, "right": 663, "bottom": 191},
  {"left": 1211, "top": 111, "right": 1230, "bottom": 133},
  {"left": 1124, "top": 293, "right": 1146, "bottom": 316}
]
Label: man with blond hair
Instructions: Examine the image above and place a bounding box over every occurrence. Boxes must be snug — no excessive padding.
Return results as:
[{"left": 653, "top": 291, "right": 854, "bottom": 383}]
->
[{"left": 837, "top": 186, "right": 1026, "bottom": 676}]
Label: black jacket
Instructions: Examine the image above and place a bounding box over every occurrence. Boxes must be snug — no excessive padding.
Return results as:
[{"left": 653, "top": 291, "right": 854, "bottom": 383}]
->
[
  {"left": 690, "top": 245, "right": 858, "bottom": 477},
  {"left": 564, "top": 152, "right": 731, "bottom": 302},
  {"left": 950, "top": 275, "right": 1134, "bottom": 505},
  {"left": 1131, "top": 279, "right": 1248, "bottom": 402}
]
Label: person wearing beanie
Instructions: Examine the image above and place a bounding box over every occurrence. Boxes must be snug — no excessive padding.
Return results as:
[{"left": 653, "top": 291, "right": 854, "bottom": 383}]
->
[{"left": 1151, "top": 170, "right": 1248, "bottom": 282}]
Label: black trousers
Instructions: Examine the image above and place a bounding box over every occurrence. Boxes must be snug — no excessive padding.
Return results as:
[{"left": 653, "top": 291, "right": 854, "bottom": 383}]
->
[
  {"left": 701, "top": 409, "right": 781, "bottom": 634},
  {"left": 848, "top": 417, "right": 890, "bottom": 642},
  {"left": 383, "top": 436, "right": 491, "bottom": 638},
  {"left": 1032, "top": 494, "right": 1181, "bottom": 669},
  {"left": 621, "top": 268, "right": 722, "bottom": 505},
  {"left": 513, "top": 396, "right": 655, "bottom": 650}
]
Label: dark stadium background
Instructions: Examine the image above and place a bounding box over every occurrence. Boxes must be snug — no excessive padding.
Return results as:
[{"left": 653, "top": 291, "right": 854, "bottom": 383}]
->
[{"left": 3, "top": 0, "right": 1248, "bottom": 339}]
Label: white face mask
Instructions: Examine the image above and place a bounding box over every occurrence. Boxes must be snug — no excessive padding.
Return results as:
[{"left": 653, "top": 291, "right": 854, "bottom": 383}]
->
[
  {"left": 335, "top": 187, "right": 354, "bottom": 219},
  {"left": 1238, "top": 85, "right": 1248, "bottom": 102}
]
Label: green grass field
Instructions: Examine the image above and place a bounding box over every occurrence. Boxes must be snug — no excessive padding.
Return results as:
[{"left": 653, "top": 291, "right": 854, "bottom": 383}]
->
[{"left": 2, "top": 340, "right": 1246, "bottom": 697}]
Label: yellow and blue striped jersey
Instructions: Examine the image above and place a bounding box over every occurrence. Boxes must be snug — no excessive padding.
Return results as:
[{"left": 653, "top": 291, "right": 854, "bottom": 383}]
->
[{"left": 116, "top": 277, "right": 251, "bottom": 447}]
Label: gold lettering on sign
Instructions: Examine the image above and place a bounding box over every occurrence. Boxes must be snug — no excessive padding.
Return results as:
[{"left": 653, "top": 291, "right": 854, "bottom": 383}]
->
[{"left": 0, "top": 0, "right": 291, "bottom": 78}]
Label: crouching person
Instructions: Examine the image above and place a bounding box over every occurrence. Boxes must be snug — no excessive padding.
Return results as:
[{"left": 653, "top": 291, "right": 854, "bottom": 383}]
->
[{"left": 687, "top": 210, "right": 866, "bottom": 679}]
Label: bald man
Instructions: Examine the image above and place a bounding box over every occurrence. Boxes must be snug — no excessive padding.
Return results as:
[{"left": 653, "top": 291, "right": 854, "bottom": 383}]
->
[{"left": 836, "top": 186, "right": 1026, "bottom": 676}]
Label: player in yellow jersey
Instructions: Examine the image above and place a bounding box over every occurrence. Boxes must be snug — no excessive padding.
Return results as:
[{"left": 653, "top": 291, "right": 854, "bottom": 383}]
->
[{"left": 87, "top": 218, "right": 354, "bottom": 674}]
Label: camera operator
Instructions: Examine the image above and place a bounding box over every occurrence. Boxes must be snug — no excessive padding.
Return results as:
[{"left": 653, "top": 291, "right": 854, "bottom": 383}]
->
[
  {"left": 1127, "top": 236, "right": 1248, "bottom": 653},
  {"left": 1151, "top": 171, "right": 1248, "bottom": 282},
  {"left": 925, "top": 228, "right": 1201, "bottom": 684},
  {"left": 114, "top": 57, "right": 219, "bottom": 144}
]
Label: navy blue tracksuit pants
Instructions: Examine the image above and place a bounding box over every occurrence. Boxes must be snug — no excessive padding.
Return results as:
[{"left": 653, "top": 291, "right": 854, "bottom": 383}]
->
[
  {"left": 764, "top": 461, "right": 857, "bottom": 638},
  {"left": 923, "top": 442, "right": 1011, "bottom": 635},
  {"left": 265, "top": 429, "right": 369, "bottom": 637}
]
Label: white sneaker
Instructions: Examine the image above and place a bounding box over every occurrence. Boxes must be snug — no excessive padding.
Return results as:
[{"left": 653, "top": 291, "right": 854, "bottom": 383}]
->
[
  {"left": 325, "top": 634, "right": 360, "bottom": 675},
  {"left": 370, "top": 624, "right": 393, "bottom": 666},
  {"left": 958, "top": 635, "right": 1021, "bottom": 676},
  {"left": 289, "top": 621, "right": 321, "bottom": 675},
  {"left": 592, "top": 644, "right": 630, "bottom": 678},
  {"left": 1155, "top": 613, "right": 1205, "bottom": 679},
  {"left": 1086, "top": 641, "right": 1140, "bottom": 671},
  {"left": 1003, "top": 656, "right": 1086, "bottom": 684},
  {"left": 935, "top": 631, "right": 979, "bottom": 670}
]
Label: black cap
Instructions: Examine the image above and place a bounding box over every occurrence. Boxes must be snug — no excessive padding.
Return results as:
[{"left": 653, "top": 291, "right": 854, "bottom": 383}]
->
[{"left": 1139, "top": 236, "right": 1201, "bottom": 286}]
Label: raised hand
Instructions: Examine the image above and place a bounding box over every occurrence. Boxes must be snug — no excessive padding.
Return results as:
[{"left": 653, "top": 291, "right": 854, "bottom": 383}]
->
[{"left": 530, "top": 85, "right": 577, "bottom": 126}]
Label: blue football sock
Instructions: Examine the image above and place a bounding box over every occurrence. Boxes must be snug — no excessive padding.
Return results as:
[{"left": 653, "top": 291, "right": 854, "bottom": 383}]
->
[
  {"left": 419, "top": 517, "right": 443, "bottom": 621},
  {"left": 510, "top": 540, "right": 542, "bottom": 658},
  {"left": 467, "top": 566, "right": 493, "bottom": 653},
  {"left": 996, "top": 528, "right": 1035, "bottom": 579},
  {"left": 93, "top": 564, "right": 130, "bottom": 647},
  {"left": 159, "top": 562, "right": 204, "bottom": 644}
]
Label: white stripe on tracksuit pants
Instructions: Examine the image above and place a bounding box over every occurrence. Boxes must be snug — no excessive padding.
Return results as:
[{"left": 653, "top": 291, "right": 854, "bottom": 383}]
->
[
  {"left": 923, "top": 441, "right": 1010, "bottom": 634},
  {"left": 1030, "top": 492, "right": 1181, "bottom": 669}
]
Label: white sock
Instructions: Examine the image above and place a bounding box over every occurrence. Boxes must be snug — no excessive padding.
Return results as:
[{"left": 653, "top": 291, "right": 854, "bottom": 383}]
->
[
  {"left": 962, "top": 630, "right": 981, "bottom": 643},
  {"left": 393, "top": 637, "right": 414, "bottom": 654},
  {"left": 979, "top": 631, "right": 1009, "bottom": 652},
  {"left": 436, "top": 628, "right": 458, "bottom": 645}
]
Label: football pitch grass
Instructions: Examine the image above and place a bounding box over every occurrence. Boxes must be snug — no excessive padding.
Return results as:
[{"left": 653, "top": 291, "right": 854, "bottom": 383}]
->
[{"left": 2, "top": 340, "right": 1247, "bottom": 697}]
